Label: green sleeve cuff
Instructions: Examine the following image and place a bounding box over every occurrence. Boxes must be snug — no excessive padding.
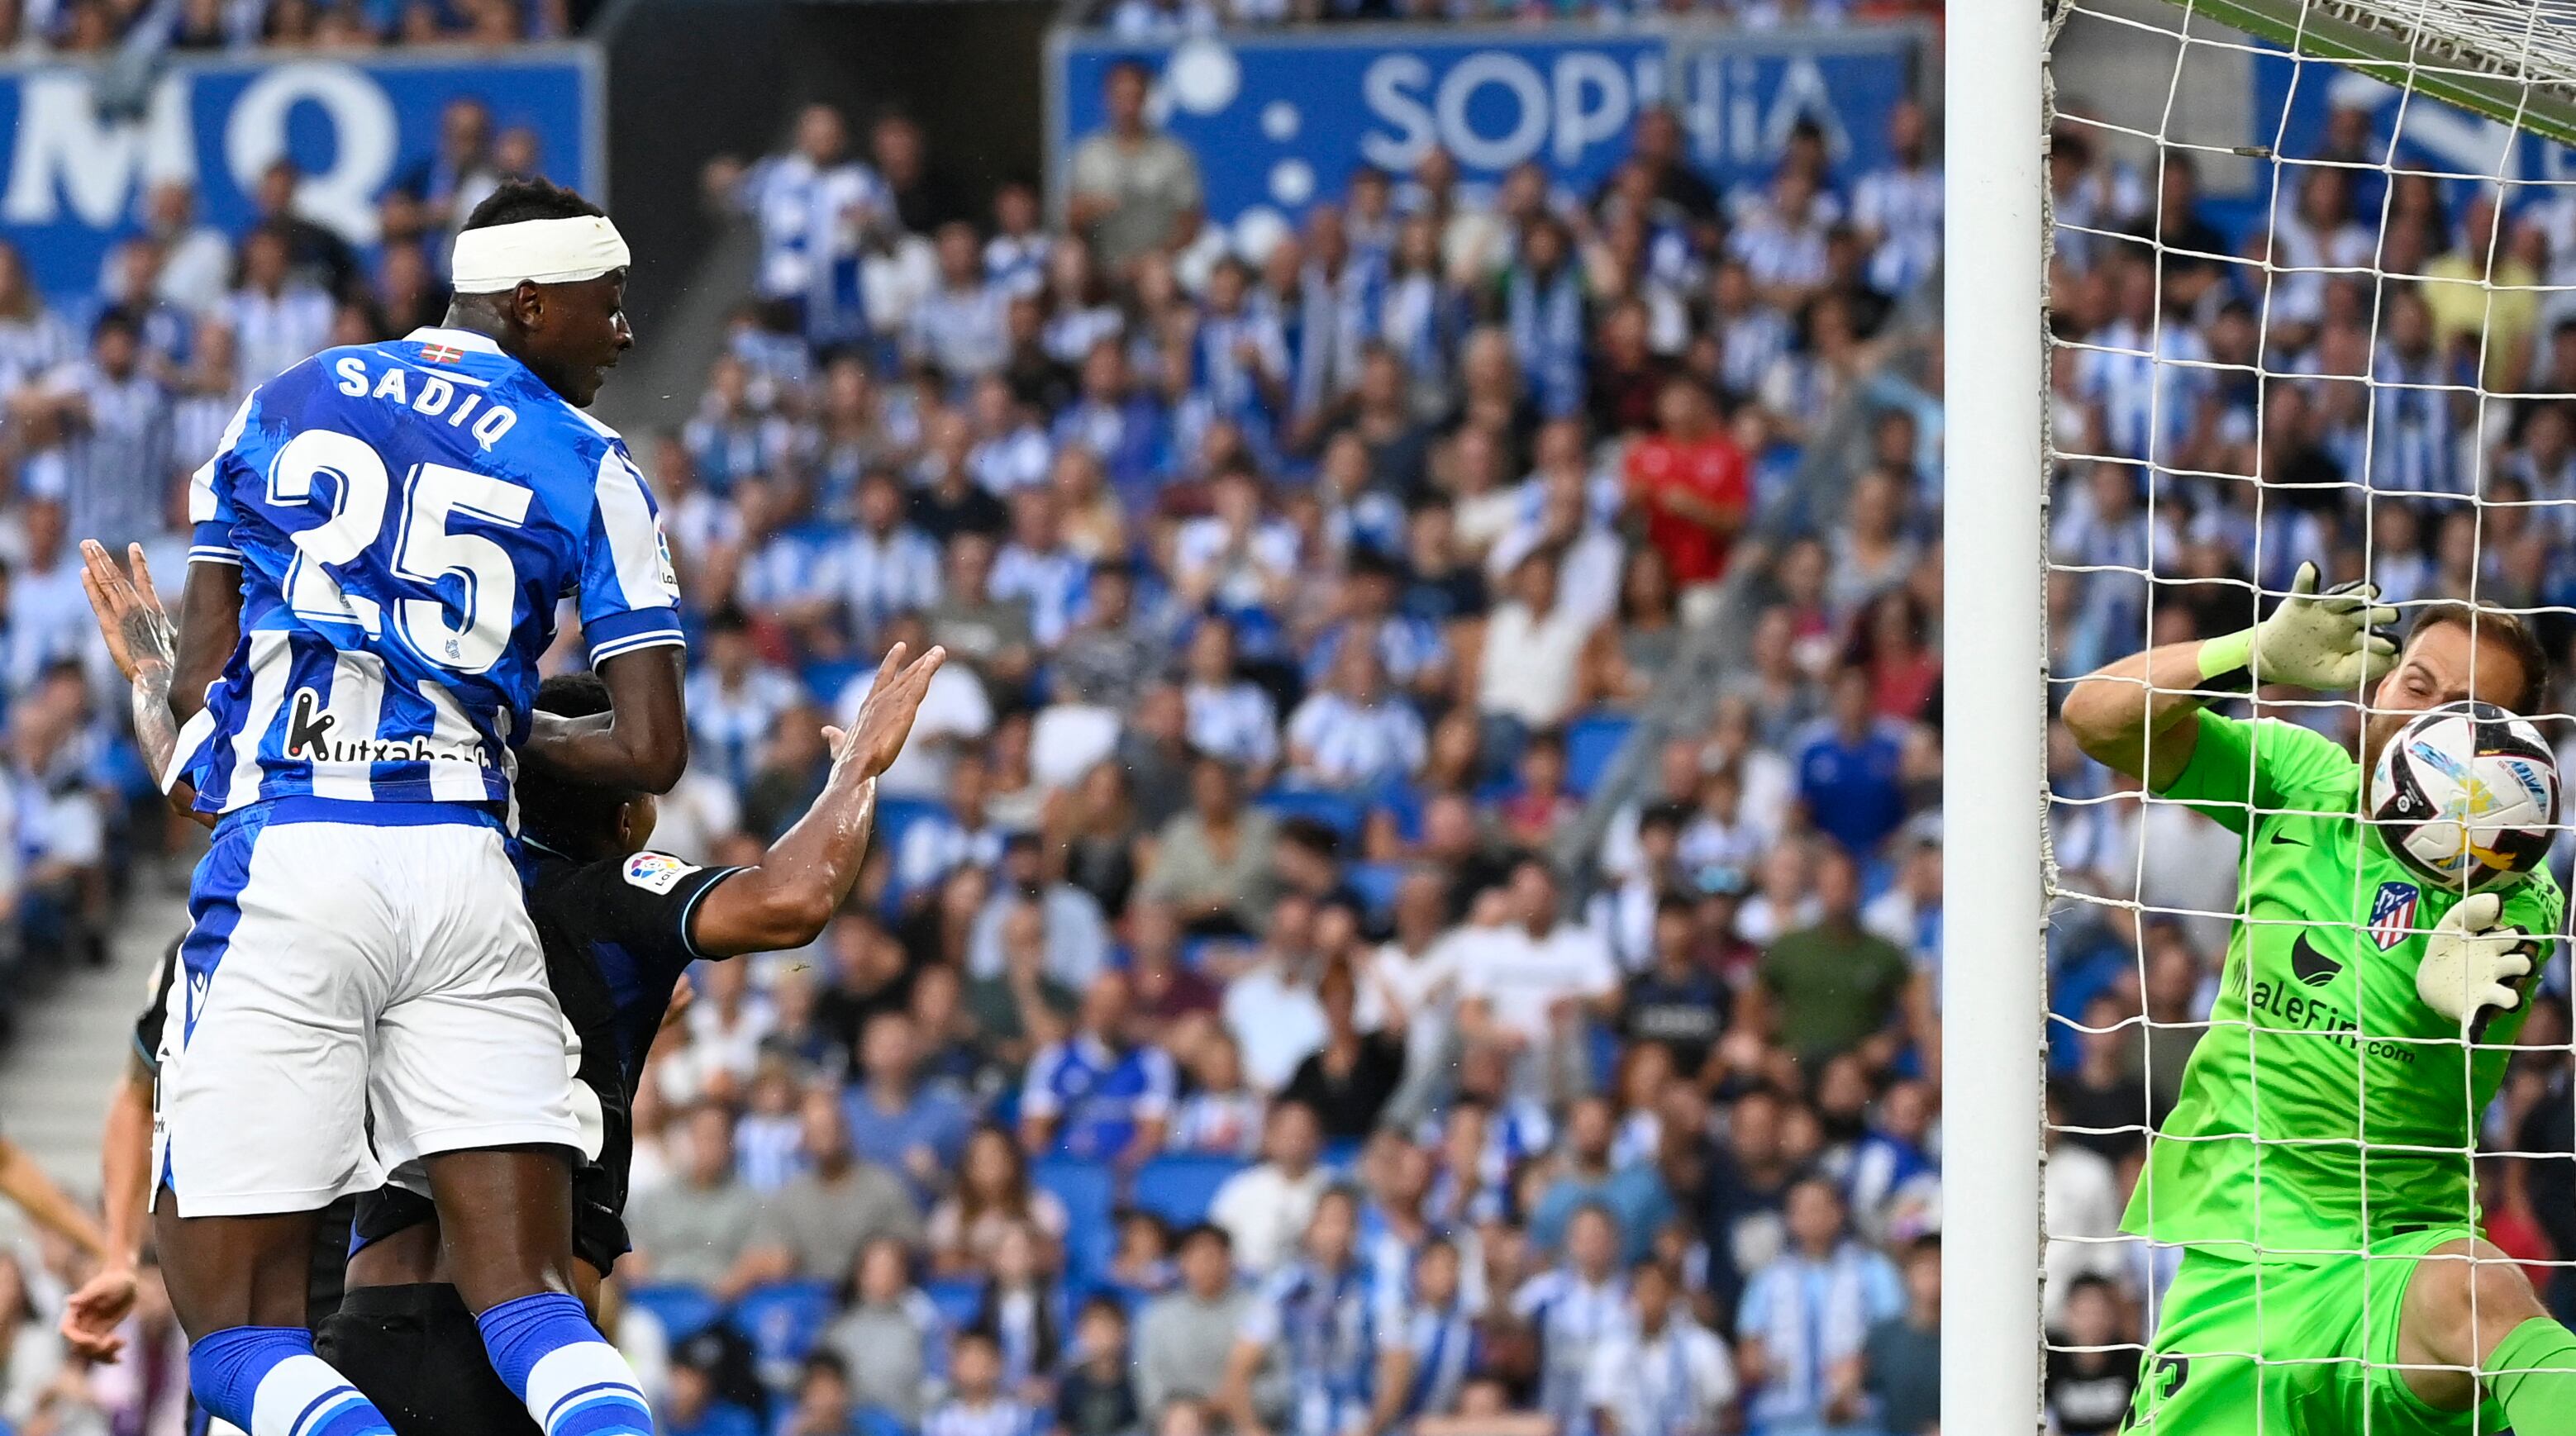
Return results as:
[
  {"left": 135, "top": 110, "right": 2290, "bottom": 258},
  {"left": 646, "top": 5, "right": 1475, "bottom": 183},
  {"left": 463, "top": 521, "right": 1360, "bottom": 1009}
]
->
[{"left": 2196, "top": 628, "right": 2257, "bottom": 692}]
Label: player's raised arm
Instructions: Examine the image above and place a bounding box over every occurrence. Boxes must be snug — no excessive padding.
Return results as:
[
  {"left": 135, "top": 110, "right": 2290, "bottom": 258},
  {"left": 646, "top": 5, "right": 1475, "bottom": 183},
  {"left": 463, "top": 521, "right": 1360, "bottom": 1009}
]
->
[
  {"left": 523, "top": 646, "right": 691, "bottom": 793},
  {"left": 82, "top": 541, "right": 216, "bottom": 821},
  {"left": 688, "top": 643, "right": 945, "bottom": 953},
  {"left": 2062, "top": 561, "right": 2397, "bottom": 788}
]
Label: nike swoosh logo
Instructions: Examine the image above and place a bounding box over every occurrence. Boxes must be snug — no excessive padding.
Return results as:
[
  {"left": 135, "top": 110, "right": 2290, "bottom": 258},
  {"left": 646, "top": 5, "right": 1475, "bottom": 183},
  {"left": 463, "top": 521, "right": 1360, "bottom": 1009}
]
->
[{"left": 2269, "top": 829, "right": 2306, "bottom": 846}]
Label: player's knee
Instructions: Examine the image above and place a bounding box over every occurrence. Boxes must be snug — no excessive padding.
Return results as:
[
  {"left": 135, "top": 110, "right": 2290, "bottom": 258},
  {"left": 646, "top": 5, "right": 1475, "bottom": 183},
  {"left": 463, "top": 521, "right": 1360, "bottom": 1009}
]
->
[{"left": 2410, "top": 1239, "right": 2549, "bottom": 1362}]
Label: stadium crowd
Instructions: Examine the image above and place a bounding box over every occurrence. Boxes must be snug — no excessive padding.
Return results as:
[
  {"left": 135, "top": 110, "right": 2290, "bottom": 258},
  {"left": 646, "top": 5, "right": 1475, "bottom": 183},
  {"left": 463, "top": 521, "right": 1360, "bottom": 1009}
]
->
[{"left": 0, "top": 26, "right": 1975, "bottom": 1436}]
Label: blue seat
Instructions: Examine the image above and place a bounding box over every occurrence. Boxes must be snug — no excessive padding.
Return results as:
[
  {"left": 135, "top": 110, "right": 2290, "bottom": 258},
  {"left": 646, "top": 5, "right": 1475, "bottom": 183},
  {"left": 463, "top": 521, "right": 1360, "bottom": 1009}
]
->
[
  {"left": 925, "top": 1276, "right": 985, "bottom": 1332},
  {"left": 1254, "top": 787, "right": 1366, "bottom": 842},
  {"left": 1345, "top": 861, "right": 1405, "bottom": 920},
  {"left": 1033, "top": 1157, "right": 1117, "bottom": 1281},
  {"left": 623, "top": 1283, "right": 723, "bottom": 1343},
  {"left": 731, "top": 1279, "right": 836, "bottom": 1386},
  {"left": 1132, "top": 1154, "right": 1248, "bottom": 1227},
  {"left": 1565, "top": 711, "right": 1636, "bottom": 797},
  {"left": 800, "top": 659, "right": 867, "bottom": 709}
]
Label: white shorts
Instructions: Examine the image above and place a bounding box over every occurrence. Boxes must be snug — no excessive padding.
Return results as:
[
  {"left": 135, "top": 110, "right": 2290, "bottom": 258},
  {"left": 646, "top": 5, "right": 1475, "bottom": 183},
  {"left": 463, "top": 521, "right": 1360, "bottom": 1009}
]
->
[{"left": 155, "top": 801, "right": 583, "bottom": 1218}]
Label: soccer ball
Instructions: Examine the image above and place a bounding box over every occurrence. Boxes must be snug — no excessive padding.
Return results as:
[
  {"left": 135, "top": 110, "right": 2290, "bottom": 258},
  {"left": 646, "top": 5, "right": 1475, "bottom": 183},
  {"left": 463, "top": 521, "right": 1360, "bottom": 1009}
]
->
[{"left": 2369, "top": 701, "right": 2559, "bottom": 892}]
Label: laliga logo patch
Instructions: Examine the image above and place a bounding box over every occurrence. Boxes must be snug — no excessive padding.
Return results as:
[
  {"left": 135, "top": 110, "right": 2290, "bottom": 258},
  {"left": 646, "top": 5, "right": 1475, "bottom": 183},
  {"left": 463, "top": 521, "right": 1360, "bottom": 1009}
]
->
[{"left": 621, "top": 851, "right": 701, "bottom": 895}]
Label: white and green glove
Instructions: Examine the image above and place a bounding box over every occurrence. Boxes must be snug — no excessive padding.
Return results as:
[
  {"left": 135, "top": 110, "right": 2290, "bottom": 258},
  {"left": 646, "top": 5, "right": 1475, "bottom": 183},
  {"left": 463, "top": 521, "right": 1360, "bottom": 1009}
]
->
[
  {"left": 2196, "top": 562, "right": 2399, "bottom": 692},
  {"left": 2415, "top": 892, "right": 2535, "bottom": 1026}
]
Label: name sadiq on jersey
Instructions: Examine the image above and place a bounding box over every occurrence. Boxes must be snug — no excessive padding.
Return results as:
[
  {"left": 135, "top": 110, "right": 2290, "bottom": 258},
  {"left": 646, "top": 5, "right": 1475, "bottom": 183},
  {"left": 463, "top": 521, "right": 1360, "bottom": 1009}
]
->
[{"left": 327, "top": 353, "right": 523, "bottom": 452}]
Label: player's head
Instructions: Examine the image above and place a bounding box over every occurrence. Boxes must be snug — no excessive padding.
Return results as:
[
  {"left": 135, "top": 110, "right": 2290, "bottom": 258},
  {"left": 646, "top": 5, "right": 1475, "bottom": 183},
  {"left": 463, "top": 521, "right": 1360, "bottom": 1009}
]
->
[
  {"left": 522, "top": 671, "right": 655, "bottom": 858},
  {"left": 445, "top": 178, "right": 631, "bottom": 407},
  {"left": 2363, "top": 602, "right": 2550, "bottom": 768}
]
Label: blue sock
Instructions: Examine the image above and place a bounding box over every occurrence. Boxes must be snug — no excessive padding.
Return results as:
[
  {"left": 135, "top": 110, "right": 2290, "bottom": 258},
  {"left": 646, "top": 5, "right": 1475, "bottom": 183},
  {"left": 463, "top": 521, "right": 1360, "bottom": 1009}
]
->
[
  {"left": 188, "top": 1326, "right": 394, "bottom": 1436},
  {"left": 476, "top": 1291, "right": 654, "bottom": 1436}
]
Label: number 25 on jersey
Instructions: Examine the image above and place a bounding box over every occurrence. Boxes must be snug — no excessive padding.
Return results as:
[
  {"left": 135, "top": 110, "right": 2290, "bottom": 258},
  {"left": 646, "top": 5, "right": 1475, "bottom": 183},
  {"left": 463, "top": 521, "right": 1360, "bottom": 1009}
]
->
[{"left": 266, "top": 428, "right": 530, "bottom": 674}]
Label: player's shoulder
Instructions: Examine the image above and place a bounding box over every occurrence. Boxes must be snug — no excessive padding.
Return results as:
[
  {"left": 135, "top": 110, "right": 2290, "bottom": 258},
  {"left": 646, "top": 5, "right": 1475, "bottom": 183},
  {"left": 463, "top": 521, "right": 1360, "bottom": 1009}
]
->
[
  {"left": 2232, "top": 712, "right": 2359, "bottom": 789},
  {"left": 2503, "top": 867, "right": 2566, "bottom": 928}
]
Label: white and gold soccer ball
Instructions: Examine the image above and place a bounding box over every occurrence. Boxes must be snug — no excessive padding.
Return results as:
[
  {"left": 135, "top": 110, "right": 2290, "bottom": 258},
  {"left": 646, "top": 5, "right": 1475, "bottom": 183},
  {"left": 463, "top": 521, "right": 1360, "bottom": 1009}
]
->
[{"left": 2369, "top": 700, "right": 2559, "bottom": 892}]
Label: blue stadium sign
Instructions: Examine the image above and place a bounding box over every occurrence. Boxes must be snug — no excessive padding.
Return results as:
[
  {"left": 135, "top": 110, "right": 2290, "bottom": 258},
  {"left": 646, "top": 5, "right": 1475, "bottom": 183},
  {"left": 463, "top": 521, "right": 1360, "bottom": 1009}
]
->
[
  {"left": 1049, "top": 22, "right": 1925, "bottom": 244},
  {"left": 0, "top": 45, "right": 602, "bottom": 299}
]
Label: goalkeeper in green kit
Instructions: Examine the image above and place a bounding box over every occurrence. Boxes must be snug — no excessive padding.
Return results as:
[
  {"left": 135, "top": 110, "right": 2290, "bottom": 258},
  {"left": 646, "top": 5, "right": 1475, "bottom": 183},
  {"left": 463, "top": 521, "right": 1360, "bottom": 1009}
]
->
[{"left": 2064, "top": 564, "right": 2576, "bottom": 1434}]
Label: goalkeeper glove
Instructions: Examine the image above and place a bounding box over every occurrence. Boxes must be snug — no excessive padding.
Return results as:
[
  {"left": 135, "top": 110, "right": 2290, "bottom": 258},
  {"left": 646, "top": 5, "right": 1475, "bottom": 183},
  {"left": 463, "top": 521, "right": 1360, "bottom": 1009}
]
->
[
  {"left": 2416, "top": 892, "right": 2535, "bottom": 1026},
  {"left": 2196, "top": 562, "right": 2399, "bottom": 692}
]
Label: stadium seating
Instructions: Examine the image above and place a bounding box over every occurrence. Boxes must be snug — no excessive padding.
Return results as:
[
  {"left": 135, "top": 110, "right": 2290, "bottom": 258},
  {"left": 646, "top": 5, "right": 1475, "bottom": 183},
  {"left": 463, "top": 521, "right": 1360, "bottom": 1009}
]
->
[
  {"left": 1031, "top": 1158, "right": 1117, "bottom": 1281},
  {"left": 624, "top": 1283, "right": 725, "bottom": 1345},
  {"left": 1566, "top": 711, "right": 1637, "bottom": 798},
  {"left": 730, "top": 1279, "right": 837, "bottom": 1386},
  {"left": 1130, "top": 1153, "right": 1249, "bottom": 1227}
]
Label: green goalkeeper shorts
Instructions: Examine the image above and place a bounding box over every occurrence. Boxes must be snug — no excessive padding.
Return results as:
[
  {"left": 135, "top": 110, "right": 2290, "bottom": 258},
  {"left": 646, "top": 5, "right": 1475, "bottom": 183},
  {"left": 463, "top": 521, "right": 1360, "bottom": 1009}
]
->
[{"left": 2125, "top": 1226, "right": 2505, "bottom": 1434}]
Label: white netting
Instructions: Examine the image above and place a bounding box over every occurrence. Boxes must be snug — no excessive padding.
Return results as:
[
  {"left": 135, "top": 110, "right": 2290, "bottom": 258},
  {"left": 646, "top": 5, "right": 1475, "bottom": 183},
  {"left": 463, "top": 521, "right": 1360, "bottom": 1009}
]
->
[{"left": 2040, "top": 0, "right": 2576, "bottom": 1427}]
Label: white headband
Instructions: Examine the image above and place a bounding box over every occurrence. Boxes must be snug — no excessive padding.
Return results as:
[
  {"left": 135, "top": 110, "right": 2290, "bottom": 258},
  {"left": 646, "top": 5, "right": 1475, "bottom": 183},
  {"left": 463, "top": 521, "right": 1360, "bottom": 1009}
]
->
[{"left": 450, "top": 215, "right": 631, "bottom": 292}]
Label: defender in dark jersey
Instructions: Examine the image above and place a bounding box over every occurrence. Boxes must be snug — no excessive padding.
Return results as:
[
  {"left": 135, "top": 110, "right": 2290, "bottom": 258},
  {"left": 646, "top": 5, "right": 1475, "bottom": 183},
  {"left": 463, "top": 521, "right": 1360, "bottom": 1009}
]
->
[
  {"left": 59, "top": 540, "right": 944, "bottom": 1434},
  {"left": 323, "top": 651, "right": 940, "bottom": 1436}
]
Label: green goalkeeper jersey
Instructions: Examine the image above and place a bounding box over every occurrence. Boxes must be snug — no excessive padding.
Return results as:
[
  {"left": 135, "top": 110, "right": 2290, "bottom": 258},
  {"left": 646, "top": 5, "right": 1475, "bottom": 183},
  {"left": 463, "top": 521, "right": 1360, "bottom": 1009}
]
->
[{"left": 2119, "top": 709, "right": 2564, "bottom": 1260}]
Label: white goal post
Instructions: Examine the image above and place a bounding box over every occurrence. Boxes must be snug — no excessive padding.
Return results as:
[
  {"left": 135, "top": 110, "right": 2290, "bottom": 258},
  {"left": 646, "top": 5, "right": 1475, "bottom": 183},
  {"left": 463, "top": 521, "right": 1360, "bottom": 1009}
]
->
[
  {"left": 1952, "top": 0, "right": 2576, "bottom": 1426},
  {"left": 1942, "top": 0, "right": 2050, "bottom": 1428}
]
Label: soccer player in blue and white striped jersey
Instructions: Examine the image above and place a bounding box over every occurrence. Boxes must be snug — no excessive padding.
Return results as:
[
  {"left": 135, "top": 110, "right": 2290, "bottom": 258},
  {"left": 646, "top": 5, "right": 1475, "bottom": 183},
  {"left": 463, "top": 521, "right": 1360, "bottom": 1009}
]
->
[{"left": 147, "top": 178, "right": 688, "bottom": 1436}]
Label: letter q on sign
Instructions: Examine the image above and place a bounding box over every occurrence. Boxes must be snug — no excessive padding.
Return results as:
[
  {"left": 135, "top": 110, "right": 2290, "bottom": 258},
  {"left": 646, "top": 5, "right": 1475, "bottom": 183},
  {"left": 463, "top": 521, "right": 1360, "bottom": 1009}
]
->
[{"left": 224, "top": 63, "right": 399, "bottom": 245}]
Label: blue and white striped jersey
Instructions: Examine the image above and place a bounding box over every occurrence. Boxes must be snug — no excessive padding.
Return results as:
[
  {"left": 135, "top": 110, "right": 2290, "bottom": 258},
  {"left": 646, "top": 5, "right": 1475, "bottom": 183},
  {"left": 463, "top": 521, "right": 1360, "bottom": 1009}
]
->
[{"left": 177, "top": 326, "right": 685, "bottom": 814}]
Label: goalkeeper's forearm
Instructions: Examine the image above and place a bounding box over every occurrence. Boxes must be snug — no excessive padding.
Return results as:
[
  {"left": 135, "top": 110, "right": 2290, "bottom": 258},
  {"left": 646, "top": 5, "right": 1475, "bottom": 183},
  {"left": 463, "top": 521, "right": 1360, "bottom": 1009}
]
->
[{"left": 2063, "top": 640, "right": 2216, "bottom": 789}]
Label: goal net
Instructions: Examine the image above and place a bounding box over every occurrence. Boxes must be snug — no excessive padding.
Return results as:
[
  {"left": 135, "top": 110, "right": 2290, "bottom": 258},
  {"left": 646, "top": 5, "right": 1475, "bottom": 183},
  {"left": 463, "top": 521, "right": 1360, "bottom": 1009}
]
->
[{"left": 1950, "top": 0, "right": 2576, "bottom": 1427}]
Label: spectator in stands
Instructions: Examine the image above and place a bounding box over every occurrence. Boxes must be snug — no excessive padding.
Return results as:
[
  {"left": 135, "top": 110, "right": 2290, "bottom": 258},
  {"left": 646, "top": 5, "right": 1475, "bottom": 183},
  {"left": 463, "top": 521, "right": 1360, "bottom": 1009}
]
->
[
  {"left": 747, "top": 1087, "right": 925, "bottom": 1282},
  {"left": 1221, "top": 1186, "right": 1375, "bottom": 1436},
  {"left": 707, "top": 102, "right": 885, "bottom": 348},
  {"left": 1285, "top": 642, "right": 1426, "bottom": 792},
  {"left": 1140, "top": 755, "right": 1278, "bottom": 939},
  {"left": 969, "top": 1220, "right": 1064, "bottom": 1396},
  {"left": 1750, "top": 845, "right": 1914, "bottom": 1069},
  {"left": 1055, "top": 1295, "right": 1142, "bottom": 1436},
  {"left": 845, "top": 1010, "right": 974, "bottom": 1194},
  {"left": 1209, "top": 1098, "right": 1330, "bottom": 1277},
  {"left": 1864, "top": 1238, "right": 1942, "bottom": 1436},
  {"left": 1067, "top": 59, "right": 1203, "bottom": 273},
  {"left": 1736, "top": 1177, "right": 1903, "bottom": 1436},
  {"left": 1136, "top": 1224, "right": 1253, "bottom": 1423},
  {"left": 1513, "top": 1202, "right": 1631, "bottom": 1436},
  {"left": 1794, "top": 667, "right": 1909, "bottom": 859},
  {"left": 1279, "top": 958, "right": 1407, "bottom": 1140},
  {"left": 222, "top": 224, "right": 333, "bottom": 388},
  {"left": 1583, "top": 1258, "right": 1736, "bottom": 1436},
  {"left": 973, "top": 832, "right": 1112, "bottom": 991},
  {"left": 1221, "top": 896, "right": 1329, "bottom": 1091},
  {"left": 1454, "top": 857, "right": 1617, "bottom": 1101},
  {"left": 778, "top": 1353, "right": 868, "bottom": 1436},
  {"left": 1169, "top": 1029, "right": 1264, "bottom": 1157},
  {"left": 931, "top": 1125, "right": 1072, "bottom": 1277},
  {"left": 925, "top": 1329, "right": 1037, "bottom": 1436},
  {"left": 628, "top": 1104, "right": 772, "bottom": 1298},
  {"left": 826, "top": 1237, "right": 944, "bottom": 1424},
  {"left": 1021, "top": 952, "right": 1167, "bottom": 1142}
]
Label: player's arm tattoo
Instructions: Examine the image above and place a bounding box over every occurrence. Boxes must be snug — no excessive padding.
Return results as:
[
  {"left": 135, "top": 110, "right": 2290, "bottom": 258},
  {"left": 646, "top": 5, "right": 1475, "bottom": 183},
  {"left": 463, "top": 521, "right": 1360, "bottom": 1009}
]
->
[{"left": 129, "top": 659, "right": 183, "bottom": 792}]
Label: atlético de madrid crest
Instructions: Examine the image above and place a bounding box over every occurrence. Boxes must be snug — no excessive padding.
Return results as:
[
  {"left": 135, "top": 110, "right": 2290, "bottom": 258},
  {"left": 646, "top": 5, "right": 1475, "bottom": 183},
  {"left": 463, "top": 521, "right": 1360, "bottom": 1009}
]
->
[{"left": 2369, "top": 881, "right": 2421, "bottom": 950}]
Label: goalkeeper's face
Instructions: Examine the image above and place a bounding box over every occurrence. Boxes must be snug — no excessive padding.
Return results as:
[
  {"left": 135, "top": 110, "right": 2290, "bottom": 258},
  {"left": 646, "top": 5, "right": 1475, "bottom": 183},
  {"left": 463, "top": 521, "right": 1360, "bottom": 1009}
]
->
[{"left": 2362, "top": 622, "right": 2534, "bottom": 768}]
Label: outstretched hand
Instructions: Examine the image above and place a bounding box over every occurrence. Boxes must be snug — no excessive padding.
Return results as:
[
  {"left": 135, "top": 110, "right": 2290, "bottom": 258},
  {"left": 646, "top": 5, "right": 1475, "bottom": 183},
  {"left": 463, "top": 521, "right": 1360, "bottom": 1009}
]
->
[
  {"left": 59, "top": 1264, "right": 137, "bottom": 1360},
  {"left": 79, "top": 540, "right": 176, "bottom": 683},
  {"left": 825, "top": 642, "right": 947, "bottom": 783}
]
